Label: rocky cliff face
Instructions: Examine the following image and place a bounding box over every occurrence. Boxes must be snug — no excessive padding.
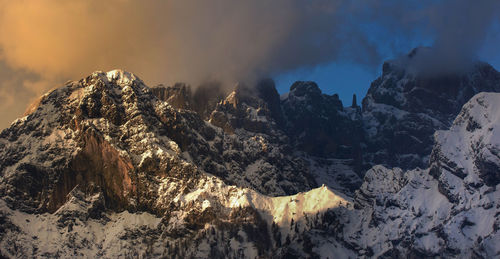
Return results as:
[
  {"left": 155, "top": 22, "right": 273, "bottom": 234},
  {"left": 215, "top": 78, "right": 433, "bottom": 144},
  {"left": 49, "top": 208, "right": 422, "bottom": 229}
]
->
[
  {"left": 281, "top": 81, "right": 363, "bottom": 172},
  {"left": 430, "top": 92, "right": 500, "bottom": 195},
  {"left": 152, "top": 81, "right": 227, "bottom": 120},
  {"left": 0, "top": 70, "right": 318, "bottom": 216},
  {"left": 152, "top": 79, "right": 364, "bottom": 168},
  {"left": 150, "top": 78, "right": 364, "bottom": 194},
  {"left": 362, "top": 47, "right": 500, "bottom": 170},
  {"left": 151, "top": 83, "right": 193, "bottom": 110}
]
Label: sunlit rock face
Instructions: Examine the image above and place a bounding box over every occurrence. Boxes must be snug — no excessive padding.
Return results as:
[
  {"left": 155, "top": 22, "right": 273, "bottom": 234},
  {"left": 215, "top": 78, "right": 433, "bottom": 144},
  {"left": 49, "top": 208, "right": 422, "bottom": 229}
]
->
[
  {"left": 0, "top": 70, "right": 317, "bottom": 213},
  {"left": 0, "top": 70, "right": 201, "bottom": 214},
  {"left": 152, "top": 81, "right": 227, "bottom": 120},
  {"left": 0, "top": 70, "right": 349, "bottom": 257},
  {"left": 151, "top": 83, "right": 192, "bottom": 110},
  {"left": 362, "top": 47, "right": 500, "bottom": 170}
]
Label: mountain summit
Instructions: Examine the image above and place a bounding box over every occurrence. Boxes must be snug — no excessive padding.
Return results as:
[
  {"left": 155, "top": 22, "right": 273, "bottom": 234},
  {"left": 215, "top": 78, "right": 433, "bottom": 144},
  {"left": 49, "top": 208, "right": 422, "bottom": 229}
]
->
[{"left": 362, "top": 48, "right": 500, "bottom": 169}]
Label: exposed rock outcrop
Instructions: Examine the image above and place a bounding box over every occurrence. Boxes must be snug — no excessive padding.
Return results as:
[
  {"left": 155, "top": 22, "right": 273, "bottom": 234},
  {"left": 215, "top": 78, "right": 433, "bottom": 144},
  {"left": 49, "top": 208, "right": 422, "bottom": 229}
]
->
[
  {"left": 281, "top": 81, "right": 364, "bottom": 170},
  {"left": 362, "top": 47, "right": 500, "bottom": 170},
  {"left": 0, "top": 70, "right": 317, "bottom": 218}
]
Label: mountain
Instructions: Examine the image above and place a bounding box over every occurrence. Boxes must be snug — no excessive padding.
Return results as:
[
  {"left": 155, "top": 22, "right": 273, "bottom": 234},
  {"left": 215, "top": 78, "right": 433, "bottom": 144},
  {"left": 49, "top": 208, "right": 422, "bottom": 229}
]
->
[
  {"left": 0, "top": 70, "right": 318, "bottom": 214},
  {"left": 152, "top": 78, "right": 363, "bottom": 194},
  {"left": 362, "top": 47, "right": 500, "bottom": 170},
  {"left": 0, "top": 70, "right": 351, "bottom": 258},
  {"left": 281, "top": 81, "right": 364, "bottom": 171},
  {"left": 350, "top": 92, "right": 500, "bottom": 257},
  {"left": 1, "top": 49, "right": 500, "bottom": 258}
]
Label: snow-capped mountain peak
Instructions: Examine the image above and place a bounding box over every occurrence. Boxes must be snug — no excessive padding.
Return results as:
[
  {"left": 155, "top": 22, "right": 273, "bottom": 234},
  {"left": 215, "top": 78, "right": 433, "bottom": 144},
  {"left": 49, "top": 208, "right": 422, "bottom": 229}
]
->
[
  {"left": 1, "top": 62, "right": 500, "bottom": 258},
  {"left": 432, "top": 92, "right": 500, "bottom": 187}
]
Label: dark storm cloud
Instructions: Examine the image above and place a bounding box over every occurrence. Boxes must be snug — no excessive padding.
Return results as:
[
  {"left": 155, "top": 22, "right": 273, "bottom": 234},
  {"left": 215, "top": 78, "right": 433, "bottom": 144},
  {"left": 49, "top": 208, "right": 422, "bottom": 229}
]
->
[{"left": 431, "top": 0, "right": 500, "bottom": 57}]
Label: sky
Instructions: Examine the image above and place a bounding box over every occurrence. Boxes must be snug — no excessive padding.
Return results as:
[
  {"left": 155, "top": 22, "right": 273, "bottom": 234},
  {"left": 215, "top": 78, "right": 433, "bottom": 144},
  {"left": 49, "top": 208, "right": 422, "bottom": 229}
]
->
[
  {"left": 275, "top": 41, "right": 500, "bottom": 105},
  {"left": 275, "top": 62, "right": 379, "bottom": 105},
  {"left": 0, "top": 0, "right": 500, "bottom": 129},
  {"left": 275, "top": 16, "right": 500, "bottom": 103}
]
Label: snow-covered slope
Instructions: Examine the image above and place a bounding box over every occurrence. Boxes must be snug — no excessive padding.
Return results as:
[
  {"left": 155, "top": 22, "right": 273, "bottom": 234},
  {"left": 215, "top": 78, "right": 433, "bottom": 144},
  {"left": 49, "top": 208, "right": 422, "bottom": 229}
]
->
[
  {"left": 431, "top": 92, "right": 500, "bottom": 187},
  {"left": 0, "top": 172, "right": 349, "bottom": 258},
  {"left": 345, "top": 92, "right": 500, "bottom": 258}
]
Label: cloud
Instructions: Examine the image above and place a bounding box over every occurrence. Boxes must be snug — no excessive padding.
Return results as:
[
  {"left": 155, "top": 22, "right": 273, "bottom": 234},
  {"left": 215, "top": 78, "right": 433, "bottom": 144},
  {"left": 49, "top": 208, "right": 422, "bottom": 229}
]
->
[
  {"left": 0, "top": 0, "right": 498, "bottom": 129},
  {"left": 431, "top": 0, "right": 500, "bottom": 56},
  {"left": 0, "top": 0, "right": 362, "bottom": 85},
  {"left": 0, "top": 60, "right": 50, "bottom": 129}
]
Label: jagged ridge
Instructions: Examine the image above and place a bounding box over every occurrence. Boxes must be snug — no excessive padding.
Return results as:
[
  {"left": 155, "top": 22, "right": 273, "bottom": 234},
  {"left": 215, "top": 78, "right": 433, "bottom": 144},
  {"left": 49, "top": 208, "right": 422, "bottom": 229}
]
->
[{"left": 1, "top": 54, "right": 500, "bottom": 258}]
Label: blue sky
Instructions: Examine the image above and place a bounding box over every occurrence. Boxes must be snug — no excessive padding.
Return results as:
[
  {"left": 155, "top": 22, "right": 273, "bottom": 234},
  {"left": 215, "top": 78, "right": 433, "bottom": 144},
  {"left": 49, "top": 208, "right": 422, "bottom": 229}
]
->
[
  {"left": 275, "top": 50, "right": 500, "bottom": 106},
  {"left": 275, "top": 16, "right": 500, "bottom": 106},
  {"left": 276, "top": 49, "right": 500, "bottom": 108},
  {"left": 275, "top": 62, "right": 377, "bottom": 105}
]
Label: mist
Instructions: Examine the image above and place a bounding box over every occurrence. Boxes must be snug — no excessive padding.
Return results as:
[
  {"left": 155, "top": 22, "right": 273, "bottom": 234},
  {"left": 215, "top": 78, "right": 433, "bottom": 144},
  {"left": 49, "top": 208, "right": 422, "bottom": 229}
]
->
[{"left": 0, "top": 0, "right": 499, "bottom": 129}]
